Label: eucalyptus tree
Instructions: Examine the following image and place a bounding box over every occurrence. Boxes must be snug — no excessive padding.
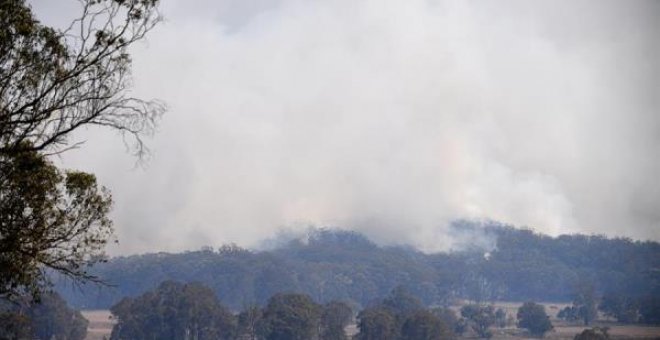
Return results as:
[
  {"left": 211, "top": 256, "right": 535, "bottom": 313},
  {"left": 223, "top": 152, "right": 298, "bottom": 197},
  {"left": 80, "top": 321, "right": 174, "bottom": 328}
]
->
[{"left": 0, "top": 0, "right": 164, "bottom": 300}]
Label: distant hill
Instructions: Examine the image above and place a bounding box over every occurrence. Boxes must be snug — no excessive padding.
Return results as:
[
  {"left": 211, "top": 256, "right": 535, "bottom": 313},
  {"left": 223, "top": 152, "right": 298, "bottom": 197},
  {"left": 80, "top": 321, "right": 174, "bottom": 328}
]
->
[{"left": 57, "top": 222, "right": 660, "bottom": 310}]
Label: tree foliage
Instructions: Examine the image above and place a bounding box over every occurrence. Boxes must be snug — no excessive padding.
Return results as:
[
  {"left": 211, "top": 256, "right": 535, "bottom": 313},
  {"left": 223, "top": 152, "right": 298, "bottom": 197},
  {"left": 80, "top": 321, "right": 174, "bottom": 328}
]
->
[
  {"left": 55, "top": 226, "right": 660, "bottom": 313},
  {"left": 0, "top": 149, "right": 112, "bottom": 299},
  {"left": 400, "top": 309, "right": 453, "bottom": 340},
  {"left": 517, "top": 301, "right": 553, "bottom": 337},
  {"left": 110, "top": 281, "right": 236, "bottom": 340},
  {"left": 382, "top": 286, "right": 423, "bottom": 316},
  {"left": 0, "top": 291, "right": 88, "bottom": 340},
  {"left": 558, "top": 306, "right": 580, "bottom": 322},
  {"left": 0, "top": 0, "right": 164, "bottom": 300},
  {"left": 0, "top": 309, "right": 31, "bottom": 339},
  {"left": 461, "top": 304, "right": 495, "bottom": 338},
  {"left": 494, "top": 307, "right": 507, "bottom": 328},
  {"left": 639, "top": 296, "right": 660, "bottom": 325},
  {"left": 356, "top": 306, "right": 397, "bottom": 340},
  {"left": 599, "top": 292, "right": 639, "bottom": 323},
  {"left": 356, "top": 286, "right": 452, "bottom": 340},
  {"left": 573, "top": 281, "right": 598, "bottom": 326},
  {"left": 237, "top": 305, "right": 263, "bottom": 340},
  {"left": 594, "top": 293, "right": 660, "bottom": 325},
  {"left": 259, "top": 293, "right": 321, "bottom": 340},
  {"left": 0, "top": 0, "right": 164, "bottom": 157},
  {"left": 320, "top": 301, "right": 353, "bottom": 340},
  {"left": 431, "top": 307, "right": 461, "bottom": 336},
  {"left": 574, "top": 327, "right": 610, "bottom": 340}
]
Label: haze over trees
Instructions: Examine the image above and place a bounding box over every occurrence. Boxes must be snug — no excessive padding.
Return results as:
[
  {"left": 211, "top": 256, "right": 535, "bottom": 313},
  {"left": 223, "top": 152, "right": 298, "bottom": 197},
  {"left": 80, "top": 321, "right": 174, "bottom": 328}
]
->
[
  {"left": 57, "top": 223, "right": 660, "bottom": 319},
  {"left": 320, "top": 301, "right": 353, "bottom": 340},
  {"left": 639, "top": 296, "right": 660, "bottom": 325},
  {"left": 516, "top": 302, "right": 553, "bottom": 337},
  {"left": 0, "top": 291, "right": 88, "bottom": 340},
  {"left": 110, "top": 281, "right": 355, "bottom": 340},
  {"left": 599, "top": 292, "right": 640, "bottom": 323},
  {"left": 110, "top": 281, "right": 236, "bottom": 340},
  {"left": 400, "top": 309, "right": 452, "bottom": 340},
  {"left": 460, "top": 304, "right": 496, "bottom": 338},
  {"left": 355, "top": 286, "right": 452, "bottom": 340},
  {"left": 573, "top": 281, "right": 599, "bottom": 326},
  {"left": 0, "top": 0, "right": 164, "bottom": 300},
  {"left": 111, "top": 282, "right": 444, "bottom": 340},
  {"left": 356, "top": 306, "right": 397, "bottom": 340}
]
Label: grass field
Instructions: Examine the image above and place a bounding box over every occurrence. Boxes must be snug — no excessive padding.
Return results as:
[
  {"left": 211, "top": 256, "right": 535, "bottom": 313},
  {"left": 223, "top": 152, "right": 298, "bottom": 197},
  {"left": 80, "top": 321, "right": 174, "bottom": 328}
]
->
[{"left": 487, "top": 322, "right": 660, "bottom": 339}]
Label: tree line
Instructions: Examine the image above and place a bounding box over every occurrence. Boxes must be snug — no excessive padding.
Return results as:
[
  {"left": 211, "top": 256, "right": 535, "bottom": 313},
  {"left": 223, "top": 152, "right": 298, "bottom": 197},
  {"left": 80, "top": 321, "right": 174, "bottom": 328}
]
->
[
  {"left": 109, "top": 281, "right": 556, "bottom": 340},
  {"left": 3, "top": 278, "right": 656, "bottom": 339},
  {"left": 1, "top": 0, "right": 164, "bottom": 304},
  {"left": 58, "top": 225, "right": 660, "bottom": 315},
  {"left": 0, "top": 292, "right": 88, "bottom": 340}
]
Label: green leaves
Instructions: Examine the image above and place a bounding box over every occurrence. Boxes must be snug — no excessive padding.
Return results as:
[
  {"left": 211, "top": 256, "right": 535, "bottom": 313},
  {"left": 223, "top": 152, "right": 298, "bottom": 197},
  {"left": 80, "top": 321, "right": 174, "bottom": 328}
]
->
[
  {"left": 110, "top": 281, "right": 236, "bottom": 340},
  {"left": 0, "top": 0, "right": 163, "bottom": 303},
  {"left": 0, "top": 149, "right": 113, "bottom": 300},
  {"left": 260, "top": 293, "right": 322, "bottom": 340}
]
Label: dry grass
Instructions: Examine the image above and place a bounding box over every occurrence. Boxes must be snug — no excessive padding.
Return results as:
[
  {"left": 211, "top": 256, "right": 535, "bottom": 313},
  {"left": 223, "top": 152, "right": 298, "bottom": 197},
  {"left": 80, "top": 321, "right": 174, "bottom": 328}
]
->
[{"left": 487, "top": 323, "right": 660, "bottom": 340}]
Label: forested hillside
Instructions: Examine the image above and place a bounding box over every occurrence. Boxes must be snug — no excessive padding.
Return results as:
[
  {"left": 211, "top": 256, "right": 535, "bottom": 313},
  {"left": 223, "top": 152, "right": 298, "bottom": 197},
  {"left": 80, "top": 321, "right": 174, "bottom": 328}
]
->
[{"left": 58, "top": 222, "right": 660, "bottom": 310}]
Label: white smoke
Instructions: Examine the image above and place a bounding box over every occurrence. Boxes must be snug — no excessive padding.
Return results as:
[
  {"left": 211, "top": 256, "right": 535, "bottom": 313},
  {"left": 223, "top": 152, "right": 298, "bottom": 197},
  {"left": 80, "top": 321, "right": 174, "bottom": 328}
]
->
[{"left": 31, "top": 0, "right": 660, "bottom": 254}]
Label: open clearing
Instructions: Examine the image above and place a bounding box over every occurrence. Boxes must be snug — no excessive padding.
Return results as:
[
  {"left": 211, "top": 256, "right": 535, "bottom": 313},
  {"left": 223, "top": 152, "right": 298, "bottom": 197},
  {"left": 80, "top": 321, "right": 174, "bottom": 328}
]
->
[{"left": 81, "top": 310, "right": 114, "bottom": 340}]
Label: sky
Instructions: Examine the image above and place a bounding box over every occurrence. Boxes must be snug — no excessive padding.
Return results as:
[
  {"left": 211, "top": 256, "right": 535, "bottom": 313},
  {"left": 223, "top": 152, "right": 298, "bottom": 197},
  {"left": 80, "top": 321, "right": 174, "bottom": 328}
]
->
[{"left": 32, "top": 0, "right": 660, "bottom": 254}]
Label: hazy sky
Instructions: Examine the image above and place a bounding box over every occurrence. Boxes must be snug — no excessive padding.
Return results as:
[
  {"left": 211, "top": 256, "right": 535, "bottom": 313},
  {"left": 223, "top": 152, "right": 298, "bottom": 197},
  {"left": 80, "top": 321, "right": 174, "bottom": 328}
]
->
[{"left": 32, "top": 0, "right": 660, "bottom": 254}]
